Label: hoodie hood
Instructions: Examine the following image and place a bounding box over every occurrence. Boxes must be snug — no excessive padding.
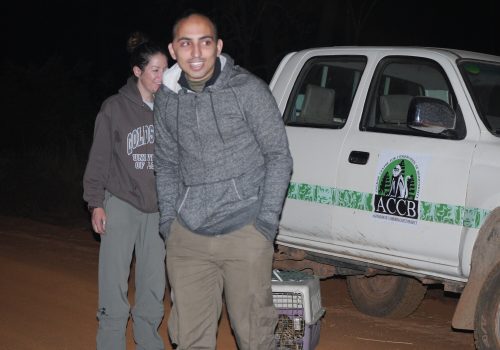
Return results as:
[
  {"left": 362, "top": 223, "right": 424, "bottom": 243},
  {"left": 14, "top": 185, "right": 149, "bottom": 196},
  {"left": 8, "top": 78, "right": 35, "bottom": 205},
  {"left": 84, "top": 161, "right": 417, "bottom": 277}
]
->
[
  {"left": 162, "top": 55, "right": 228, "bottom": 93},
  {"left": 119, "top": 76, "right": 146, "bottom": 107}
]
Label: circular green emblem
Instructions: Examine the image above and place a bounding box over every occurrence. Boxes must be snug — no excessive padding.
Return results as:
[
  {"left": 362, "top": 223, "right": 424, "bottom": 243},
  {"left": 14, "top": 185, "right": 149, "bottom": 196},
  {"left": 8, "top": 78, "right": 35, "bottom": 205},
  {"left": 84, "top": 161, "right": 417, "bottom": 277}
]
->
[{"left": 377, "top": 157, "right": 419, "bottom": 200}]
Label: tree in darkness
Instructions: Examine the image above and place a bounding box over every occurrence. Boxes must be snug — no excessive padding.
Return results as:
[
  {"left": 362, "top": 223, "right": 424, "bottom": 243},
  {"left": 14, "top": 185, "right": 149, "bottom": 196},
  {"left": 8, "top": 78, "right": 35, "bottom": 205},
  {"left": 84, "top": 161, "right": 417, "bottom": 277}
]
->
[{"left": 379, "top": 171, "right": 391, "bottom": 195}]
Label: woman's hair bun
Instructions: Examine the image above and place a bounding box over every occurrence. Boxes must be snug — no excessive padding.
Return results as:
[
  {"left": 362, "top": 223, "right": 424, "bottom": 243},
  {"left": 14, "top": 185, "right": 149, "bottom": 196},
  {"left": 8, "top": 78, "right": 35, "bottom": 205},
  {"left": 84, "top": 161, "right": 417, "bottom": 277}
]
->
[
  {"left": 126, "top": 31, "right": 166, "bottom": 70},
  {"left": 126, "top": 32, "right": 150, "bottom": 53}
]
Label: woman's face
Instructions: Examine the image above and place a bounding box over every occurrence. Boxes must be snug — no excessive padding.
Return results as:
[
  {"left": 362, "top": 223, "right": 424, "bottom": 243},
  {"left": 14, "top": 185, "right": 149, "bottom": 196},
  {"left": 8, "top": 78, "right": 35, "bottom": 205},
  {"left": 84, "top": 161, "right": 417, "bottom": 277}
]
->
[{"left": 134, "top": 53, "right": 168, "bottom": 101}]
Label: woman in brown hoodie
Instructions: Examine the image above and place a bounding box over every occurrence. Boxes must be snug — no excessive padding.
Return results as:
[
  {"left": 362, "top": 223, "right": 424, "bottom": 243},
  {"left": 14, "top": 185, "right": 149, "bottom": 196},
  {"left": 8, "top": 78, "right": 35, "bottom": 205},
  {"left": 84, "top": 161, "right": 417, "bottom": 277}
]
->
[{"left": 83, "top": 32, "right": 167, "bottom": 350}]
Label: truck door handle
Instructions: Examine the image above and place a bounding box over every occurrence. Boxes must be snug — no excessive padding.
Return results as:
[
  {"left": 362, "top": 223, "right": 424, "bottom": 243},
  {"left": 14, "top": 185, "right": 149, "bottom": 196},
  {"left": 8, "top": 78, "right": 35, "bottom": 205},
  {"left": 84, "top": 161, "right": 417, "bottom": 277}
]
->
[{"left": 348, "top": 151, "right": 369, "bottom": 165}]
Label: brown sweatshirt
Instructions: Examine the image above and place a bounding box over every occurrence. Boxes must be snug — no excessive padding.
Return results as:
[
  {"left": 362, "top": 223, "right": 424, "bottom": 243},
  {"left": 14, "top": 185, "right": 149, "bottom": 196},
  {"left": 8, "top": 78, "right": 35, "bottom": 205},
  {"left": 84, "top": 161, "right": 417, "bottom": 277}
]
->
[{"left": 83, "top": 76, "right": 158, "bottom": 213}]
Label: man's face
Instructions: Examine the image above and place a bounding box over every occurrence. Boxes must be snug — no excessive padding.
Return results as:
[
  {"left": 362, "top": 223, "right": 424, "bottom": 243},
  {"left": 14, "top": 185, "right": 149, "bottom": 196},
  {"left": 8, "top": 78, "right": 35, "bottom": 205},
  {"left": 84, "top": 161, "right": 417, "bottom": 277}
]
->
[{"left": 168, "top": 15, "right": 223, "bottom": 82}]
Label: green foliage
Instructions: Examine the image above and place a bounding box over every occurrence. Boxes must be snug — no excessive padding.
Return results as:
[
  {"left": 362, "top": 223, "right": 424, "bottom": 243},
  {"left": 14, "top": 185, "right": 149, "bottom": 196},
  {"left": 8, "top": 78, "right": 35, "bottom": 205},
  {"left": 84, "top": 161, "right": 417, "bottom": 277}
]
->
[
  {"left": 379, "top": 171, "right": 390, "bottom": 195},
  {"left": 399, "top": 159, "right": 406, "bottom": 174},
  {"left": 407, "top": 175, "right": 416, "bottom": 200}
]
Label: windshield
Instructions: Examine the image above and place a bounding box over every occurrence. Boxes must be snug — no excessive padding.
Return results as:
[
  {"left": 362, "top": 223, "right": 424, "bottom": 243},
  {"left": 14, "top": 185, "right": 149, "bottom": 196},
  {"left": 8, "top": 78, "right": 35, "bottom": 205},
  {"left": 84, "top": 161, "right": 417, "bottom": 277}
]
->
[{"left": 459, "top": 60, "right": 500, "bottom": 136}]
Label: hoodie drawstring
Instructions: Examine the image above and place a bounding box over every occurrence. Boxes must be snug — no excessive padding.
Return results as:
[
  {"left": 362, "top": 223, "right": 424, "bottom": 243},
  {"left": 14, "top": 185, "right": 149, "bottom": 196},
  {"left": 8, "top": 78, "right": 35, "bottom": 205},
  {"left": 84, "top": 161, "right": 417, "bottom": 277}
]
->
[
  {"left": 229, "top": 86, "right": 246, "bottom": 122},
  {"left": 175, "top": 96, "right": 181, "bottom": 149},
  {"left": 209, "top": 92, "right": 225, "bottom": 144}
]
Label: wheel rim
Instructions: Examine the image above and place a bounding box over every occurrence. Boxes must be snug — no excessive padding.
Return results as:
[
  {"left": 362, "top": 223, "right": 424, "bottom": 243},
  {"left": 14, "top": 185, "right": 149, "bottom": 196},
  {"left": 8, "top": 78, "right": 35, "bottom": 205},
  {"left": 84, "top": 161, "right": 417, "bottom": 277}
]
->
[{"left": 360, "top": 275, "right": 400, "bottom": 299}]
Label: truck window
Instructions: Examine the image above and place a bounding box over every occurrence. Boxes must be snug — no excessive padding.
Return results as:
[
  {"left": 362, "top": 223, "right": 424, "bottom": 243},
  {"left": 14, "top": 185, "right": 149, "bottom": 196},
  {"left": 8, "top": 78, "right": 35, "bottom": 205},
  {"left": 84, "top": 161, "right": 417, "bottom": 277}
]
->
[
  {"left": 459, "top": 60, "right": 500, "bottom": 136},
  {"left": 361, "top": 57, "right": 466, "bottom": 139},
  {"left": 284, "top": 56, "right": 367, "bottom": 128}
]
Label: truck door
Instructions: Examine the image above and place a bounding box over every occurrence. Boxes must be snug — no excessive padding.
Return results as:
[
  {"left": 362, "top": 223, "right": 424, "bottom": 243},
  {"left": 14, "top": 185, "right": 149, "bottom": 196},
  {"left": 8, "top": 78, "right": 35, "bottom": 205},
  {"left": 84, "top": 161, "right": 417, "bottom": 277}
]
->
[
  {"left": 278, "top": 55, "right": 368, "bottom": 241},
  {"left": 336, "top": 55, "right": 476, "bottom": 277}
]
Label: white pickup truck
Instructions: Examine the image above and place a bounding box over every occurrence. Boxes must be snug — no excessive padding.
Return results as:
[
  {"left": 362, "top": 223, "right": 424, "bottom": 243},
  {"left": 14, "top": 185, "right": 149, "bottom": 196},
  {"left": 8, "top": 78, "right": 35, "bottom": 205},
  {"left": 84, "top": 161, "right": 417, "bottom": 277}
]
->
[{"left": 270, "top": 47, "right": 500, "bottom": 350}]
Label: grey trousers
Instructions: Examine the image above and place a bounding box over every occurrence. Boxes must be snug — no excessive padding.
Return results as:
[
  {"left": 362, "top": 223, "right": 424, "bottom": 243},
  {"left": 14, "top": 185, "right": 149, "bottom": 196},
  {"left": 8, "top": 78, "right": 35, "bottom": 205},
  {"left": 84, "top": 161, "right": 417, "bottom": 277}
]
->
[
  {"left": 166, "top": 220, "right": 278, "bottom": 350},
  {"left": 96, "top": 193, "right": 166, "bottom": 350}
]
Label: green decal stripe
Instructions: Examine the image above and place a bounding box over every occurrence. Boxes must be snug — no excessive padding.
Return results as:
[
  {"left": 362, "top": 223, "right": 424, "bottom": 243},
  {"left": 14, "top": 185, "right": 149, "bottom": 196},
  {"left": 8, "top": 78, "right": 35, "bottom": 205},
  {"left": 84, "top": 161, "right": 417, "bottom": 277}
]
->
[
  {"left": 287, "top": 182, "right": 489, "bottom": 229},
  {"left": 287, "top": 182, "right": 373, "bottom": 211}
]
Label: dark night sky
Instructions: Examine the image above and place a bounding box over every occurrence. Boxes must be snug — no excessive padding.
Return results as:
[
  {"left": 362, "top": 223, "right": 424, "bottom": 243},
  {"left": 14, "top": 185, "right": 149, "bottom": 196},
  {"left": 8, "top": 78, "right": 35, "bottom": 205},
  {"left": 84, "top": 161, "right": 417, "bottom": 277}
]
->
[
  {"left": 3, "top": 0, "right": 500, "bottom": 83},
  {"left": 2, "top": 0, "right": 500, "bottom": 121}
]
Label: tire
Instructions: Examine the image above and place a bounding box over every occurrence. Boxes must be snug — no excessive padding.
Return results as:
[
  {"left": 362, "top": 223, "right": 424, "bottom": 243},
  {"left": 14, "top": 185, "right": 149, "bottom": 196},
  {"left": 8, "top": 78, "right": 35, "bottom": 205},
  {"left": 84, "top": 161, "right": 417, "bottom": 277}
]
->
[
  {"left": 346, "top": 274, "right": 427, "bottom": 318},
  {"left": 474, "top": 263, "right": 500, "bottom": 350}
]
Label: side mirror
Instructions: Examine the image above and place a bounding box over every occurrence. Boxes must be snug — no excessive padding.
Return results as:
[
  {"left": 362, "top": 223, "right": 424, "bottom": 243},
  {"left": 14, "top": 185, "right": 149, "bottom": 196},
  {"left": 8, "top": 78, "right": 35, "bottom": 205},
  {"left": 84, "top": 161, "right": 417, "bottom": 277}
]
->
[{"left": 408, "top": 97, "right": 456, "bottom": 134}]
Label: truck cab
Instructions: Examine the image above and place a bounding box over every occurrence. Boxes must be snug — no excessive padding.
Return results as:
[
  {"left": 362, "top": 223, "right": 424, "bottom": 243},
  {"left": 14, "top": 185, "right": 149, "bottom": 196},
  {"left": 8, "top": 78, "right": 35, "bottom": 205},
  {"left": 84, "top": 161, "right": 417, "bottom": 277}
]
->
[{"left": 270, "top": 47, "right": 500, "bottom": 350}]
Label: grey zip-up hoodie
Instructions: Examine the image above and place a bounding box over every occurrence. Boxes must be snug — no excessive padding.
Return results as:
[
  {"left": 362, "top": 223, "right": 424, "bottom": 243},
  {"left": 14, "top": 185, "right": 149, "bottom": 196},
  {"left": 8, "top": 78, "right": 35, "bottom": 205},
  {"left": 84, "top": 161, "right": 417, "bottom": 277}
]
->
[
  {"left": 154, "top": 55, "right": 292, "bottom": 240},
  {"left": 83, "top": 76, "right": 158, "bottom": 213}
]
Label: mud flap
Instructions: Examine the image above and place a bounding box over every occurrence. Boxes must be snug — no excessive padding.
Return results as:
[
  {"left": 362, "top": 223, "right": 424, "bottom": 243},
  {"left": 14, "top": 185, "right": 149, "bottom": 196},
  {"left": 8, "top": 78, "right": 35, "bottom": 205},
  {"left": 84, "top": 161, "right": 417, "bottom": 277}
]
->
[{"left": 452, "top": 208, "right": 500, "bottom": 330}]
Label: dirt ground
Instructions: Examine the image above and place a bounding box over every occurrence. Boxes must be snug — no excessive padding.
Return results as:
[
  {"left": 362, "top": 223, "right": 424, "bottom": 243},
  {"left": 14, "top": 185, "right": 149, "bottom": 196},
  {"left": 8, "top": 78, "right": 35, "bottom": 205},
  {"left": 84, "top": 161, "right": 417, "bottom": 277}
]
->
[{"left": 0, "top": 216, "right": 476, "bottom": 350}]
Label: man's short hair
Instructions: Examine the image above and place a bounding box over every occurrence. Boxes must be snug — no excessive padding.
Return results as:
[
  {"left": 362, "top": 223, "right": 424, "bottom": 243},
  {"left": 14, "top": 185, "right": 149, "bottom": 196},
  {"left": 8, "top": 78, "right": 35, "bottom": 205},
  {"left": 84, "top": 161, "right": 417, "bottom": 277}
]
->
[{"left": 171, "top": 10, "right": 218, "bottom": 41}]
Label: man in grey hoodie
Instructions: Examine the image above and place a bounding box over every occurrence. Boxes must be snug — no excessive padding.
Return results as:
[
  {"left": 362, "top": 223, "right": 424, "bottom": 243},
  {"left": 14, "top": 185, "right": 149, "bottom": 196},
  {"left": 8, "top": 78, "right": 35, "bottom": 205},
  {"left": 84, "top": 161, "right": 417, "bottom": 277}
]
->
[{"left": 154, "top": 12, "right": 293, "bottom": 350}]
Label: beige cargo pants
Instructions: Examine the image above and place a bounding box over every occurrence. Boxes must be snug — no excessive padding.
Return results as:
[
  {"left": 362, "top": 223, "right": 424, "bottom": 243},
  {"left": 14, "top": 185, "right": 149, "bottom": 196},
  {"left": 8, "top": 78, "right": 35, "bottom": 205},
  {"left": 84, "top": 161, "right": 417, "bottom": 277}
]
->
[{"left": 166, "top": 220, "right": 278, "bottom": 350}]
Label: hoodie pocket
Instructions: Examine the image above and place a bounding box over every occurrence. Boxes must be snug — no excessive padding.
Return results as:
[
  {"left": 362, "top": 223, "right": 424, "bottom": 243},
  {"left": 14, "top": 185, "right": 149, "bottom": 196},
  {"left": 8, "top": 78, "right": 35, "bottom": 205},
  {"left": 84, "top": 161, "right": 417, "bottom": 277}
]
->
[{"left": 232, "top": 167, "right": 265, "bottom": 201}]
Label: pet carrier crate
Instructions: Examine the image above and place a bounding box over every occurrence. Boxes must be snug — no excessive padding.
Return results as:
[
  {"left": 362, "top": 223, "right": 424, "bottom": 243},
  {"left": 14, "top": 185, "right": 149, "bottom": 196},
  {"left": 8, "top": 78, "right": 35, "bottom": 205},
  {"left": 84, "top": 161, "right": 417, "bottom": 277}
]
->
[{"left": 272, "top": 270, "right": 324, "bottom": 350}]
